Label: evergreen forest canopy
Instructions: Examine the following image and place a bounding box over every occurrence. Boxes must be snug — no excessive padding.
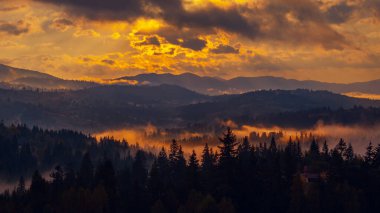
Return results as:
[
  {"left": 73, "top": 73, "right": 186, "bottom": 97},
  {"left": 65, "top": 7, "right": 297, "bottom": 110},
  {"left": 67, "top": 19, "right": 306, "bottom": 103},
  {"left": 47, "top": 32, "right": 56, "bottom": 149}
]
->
[
  {"left": 0, "top": 124, "right": 380, "bottom": 213},
  {"left": 1, "top": 86, "right": 380, "bottom": 132}
]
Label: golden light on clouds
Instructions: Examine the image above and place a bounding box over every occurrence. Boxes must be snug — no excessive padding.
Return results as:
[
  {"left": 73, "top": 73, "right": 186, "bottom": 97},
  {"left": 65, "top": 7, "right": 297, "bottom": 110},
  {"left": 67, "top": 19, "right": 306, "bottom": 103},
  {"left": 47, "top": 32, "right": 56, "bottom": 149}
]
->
[{"left": 0, "top": 0, "right": 379, "bottom": 82}]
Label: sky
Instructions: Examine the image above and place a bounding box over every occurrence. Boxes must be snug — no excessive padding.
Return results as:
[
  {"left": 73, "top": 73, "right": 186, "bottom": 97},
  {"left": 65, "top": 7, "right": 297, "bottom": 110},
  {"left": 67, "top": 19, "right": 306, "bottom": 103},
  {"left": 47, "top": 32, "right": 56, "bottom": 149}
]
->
[{"left": 0, "top": 0, "right": 380, "bottom": 83}]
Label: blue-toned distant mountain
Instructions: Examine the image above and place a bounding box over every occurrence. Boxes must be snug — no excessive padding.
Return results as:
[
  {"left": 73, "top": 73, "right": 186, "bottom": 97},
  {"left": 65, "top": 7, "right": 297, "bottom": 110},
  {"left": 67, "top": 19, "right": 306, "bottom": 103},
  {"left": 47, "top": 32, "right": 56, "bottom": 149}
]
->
[{"left": 118, "top": 73, "right": 380, "bottom": 95}]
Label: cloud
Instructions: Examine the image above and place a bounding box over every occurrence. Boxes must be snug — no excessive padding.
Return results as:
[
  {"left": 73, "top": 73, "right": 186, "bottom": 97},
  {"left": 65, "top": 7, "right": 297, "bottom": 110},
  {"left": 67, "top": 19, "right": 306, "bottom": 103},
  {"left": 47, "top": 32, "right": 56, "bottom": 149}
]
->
[
  {"left": 164, "top": 5, "right": 258, "bottom": 39},
  {"left": 101, "top": 59, "right": 115, "bottom": 65},
  {"left": 33, "top": 0, "right": 352, "bottom": 50},
  {"left": 365, "top": 0, "right": 380, "bottom": 18},
  {"left": 73, "top": 29, "right": 100, "bottom": 38},
  {"left": 0, "top": 40, "right": 26, "bottom": 49},
  {"left": 211, "top": 44, "right": 239, "bottom": 54},
  {"left": 325, "top": 2, "right": 354, "bottom": 24},
  {"left": 0, "top": 5, "right": 25, "bottom": 12},
  {"left": 49, "top": 18, "right": 75, "bottom": 32},
  {"left": 0, "top": 20, "right": 30, "bottom": 36},
  {"left": 179, "top": 38, "right": 207, "bottom": 51},
  {"left": 136, "top": 36, "right": 161, "bottom": 46},
  {"left": 35, "top": 0, "right": 145, "bottom": 21}
]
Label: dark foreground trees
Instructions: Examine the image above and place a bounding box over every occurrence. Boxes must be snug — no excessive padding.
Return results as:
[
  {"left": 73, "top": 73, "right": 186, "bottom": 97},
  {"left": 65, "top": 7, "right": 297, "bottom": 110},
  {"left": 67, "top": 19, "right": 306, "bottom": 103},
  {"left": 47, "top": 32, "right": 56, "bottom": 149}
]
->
[{"left": 0, "top": 126, "right": 380, "bottom": 213}]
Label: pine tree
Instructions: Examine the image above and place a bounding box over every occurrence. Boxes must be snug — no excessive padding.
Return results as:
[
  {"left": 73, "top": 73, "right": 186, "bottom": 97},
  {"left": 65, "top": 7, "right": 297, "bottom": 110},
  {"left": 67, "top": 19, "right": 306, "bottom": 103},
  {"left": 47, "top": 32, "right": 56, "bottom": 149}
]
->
[
  {"left": 322, "top": 140, "right": 329, "bottom": 158},
  {"left": 188, "top": 150, "right": 199, "bottom": 170},
  {"left": 177, "top": 145, "right": 186, "bottom": 170},
  {"left": 364, "top": 142, "right": 375, "bottom": 165},
  {"left": 30, "top": 170, "right": 47, "bottom": 195},
  {"left": 218, "top": 128, "right": 239, "bottom": 167},
  {"left": 335, "top": 138, "right": 347, "bottom": 157},
  {"left": 201, "top": 143, "right": 213, "bottom": 172},
  {"left": 211, "top": 148, "right": 218, "bottom": 165},
  {"left": 169, "top": 139, "right": 180, "bottom": 168},
  {"left": 50, "top": 165, "right": 64, "bottom": 193},
  {"left": 157, "top": 147, "right": 169, "bottom": 173},
  {"left": 187, "top": 150, "right": 200, "bottom": 189},
  {"left": 16, "top": 176, "right": 26, "bottom": 195},
  {"left": 30, "top": 170, "right": 48, "bottom": 212},
  {"left": 284, "top": 138, "right": 297, "bottom": 180},
  {"left": 309, "top": 138, "right": 320, "bottom": 159},
  {"left": 374, "top": 144, "right": 380, "bottom": 167},
  {"left": 238, "top": 136, "right": 252, "bottom": 169},
  {"left": 296, "top": 141, "right": 302, "bottom": 159},
  {"left": 269, "top": 136, "right": 277, "bottom": 153},
  {"left": 238, "top": 137, "right": 251, "bottom": 157},
  {"left": 344, "top": 143, "right": 354, "bottom": 162}
]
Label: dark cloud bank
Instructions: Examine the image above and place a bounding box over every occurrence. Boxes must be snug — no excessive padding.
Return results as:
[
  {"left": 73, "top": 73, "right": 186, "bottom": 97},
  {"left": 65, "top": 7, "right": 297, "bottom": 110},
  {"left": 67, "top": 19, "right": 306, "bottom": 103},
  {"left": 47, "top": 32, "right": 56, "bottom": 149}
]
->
[{"left": 33, "top": 0, "right": 380, "bottom": 50}]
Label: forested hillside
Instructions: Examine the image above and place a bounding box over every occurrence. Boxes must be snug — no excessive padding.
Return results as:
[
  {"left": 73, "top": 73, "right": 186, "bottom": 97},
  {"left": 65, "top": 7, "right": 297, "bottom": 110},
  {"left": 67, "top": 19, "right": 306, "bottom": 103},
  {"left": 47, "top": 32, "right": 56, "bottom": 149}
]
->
[
  {"left": 1, "top": 87, "right": 380, "bottom": 132},
  {"left": 0, "top": 126, "right": 379, "bottom": 212},
  {"left": 0, "top": 123, "right": 153, "bottom": 180}
]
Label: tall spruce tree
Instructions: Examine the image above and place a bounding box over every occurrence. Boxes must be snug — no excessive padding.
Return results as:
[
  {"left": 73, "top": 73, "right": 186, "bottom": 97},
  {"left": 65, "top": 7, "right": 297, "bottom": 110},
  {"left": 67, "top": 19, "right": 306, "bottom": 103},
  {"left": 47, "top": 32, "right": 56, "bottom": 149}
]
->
[
  {"left": 364, "top": 142, "right": 375, "bottom": 165},
  {"left": 187, "top": 150, "right": 200, "bottom": 189},
  {"left": 201, "top": 143, "right": 213, "bottom": 172},
  {"left": 344, "top": 143, "right": 354, "bottom": 162},
  {"left": 218, "top": 128, "right": 239, "bottom": 168}
]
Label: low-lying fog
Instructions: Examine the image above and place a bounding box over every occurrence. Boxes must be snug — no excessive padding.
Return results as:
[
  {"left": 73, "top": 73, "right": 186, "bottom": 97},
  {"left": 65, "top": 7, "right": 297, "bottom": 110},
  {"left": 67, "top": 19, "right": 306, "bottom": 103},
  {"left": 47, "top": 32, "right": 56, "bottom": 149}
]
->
[
  {"left": 2, "top": 122, "right": 379, "bottom": 193},
  {"left": 93, "top": 122, "right": 380, "bottom": 156}
]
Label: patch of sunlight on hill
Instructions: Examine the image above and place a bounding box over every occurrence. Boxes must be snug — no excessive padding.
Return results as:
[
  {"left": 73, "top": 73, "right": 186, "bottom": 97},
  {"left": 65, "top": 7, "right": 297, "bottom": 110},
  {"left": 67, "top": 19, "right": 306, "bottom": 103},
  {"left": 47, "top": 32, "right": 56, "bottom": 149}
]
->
[{"left": 343, "top": 92, "right": 380, "bottom": 100}]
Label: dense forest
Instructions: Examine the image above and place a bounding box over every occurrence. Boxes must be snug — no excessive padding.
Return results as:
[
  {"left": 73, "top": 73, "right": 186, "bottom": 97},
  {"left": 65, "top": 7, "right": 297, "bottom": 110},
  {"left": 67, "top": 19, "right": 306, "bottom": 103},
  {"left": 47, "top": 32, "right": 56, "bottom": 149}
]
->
[
  {"left": 0, "top": 123, "right": 153, "bottom": 179},
  {"left": 0, "top": 125, "right": 379, "bottom": 213},
  {"left": 1, "top": 86, "right": 380, "bottom": 132}
]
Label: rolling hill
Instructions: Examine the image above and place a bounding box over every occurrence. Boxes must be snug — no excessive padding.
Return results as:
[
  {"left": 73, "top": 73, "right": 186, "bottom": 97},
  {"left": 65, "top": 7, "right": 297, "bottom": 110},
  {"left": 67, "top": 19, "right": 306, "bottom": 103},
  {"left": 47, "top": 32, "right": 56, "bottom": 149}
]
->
[
  {"left": 1, "top": 85, "right": 380, "bottom": 132},
  {"left": 118, "top": 73, "right": 380, "bottom": 95},
  {"left": 0, "top": 64, "right": 98, "bottom": 90},
  {"left": 2, "top": 63, "right": 380, "bottom": 96}
]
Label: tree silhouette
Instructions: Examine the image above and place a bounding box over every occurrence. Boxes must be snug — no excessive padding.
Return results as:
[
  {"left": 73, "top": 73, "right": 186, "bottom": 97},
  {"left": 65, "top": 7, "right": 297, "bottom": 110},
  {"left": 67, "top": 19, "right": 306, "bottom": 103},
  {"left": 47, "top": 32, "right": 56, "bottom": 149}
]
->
[
  {"left": 322, "top": 140, "right": 329, "bottom": 159},
  {"left": 78, "top": 152, "right": 94, "bottom": 188},
  {"left": 187, "top": 150, "right": 200, "bottom": 190},
  {"left": 335, "top": 138, "right": 347, "bottom": 157},
  {"left": 344, "top": 143, "right": 354, "bottom": 162},
  {"left": 364, "top": 142, "right": 375, "bottom": 165},
  {"left": 218, "top": 127, "right": 239, "bottom": 168},
  {"left": 269, "top": 136, "right": 277, "bottom": 153},
  {"left": 16, "top": 176, "right": 26, "bottom": 195},
  {"left": 309, "top": 138, "right": 320, "bottom": 158},
  {"left": 0, "top": 125, "right": 379, "bottom": 213}
]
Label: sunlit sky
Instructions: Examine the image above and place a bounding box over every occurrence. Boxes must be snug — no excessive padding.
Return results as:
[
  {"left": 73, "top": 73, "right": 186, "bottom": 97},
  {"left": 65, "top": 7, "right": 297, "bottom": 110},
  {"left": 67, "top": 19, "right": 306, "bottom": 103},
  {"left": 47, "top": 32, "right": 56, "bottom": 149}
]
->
[{"left": 0, "top": 0, "right": 380, "bottom": 82}]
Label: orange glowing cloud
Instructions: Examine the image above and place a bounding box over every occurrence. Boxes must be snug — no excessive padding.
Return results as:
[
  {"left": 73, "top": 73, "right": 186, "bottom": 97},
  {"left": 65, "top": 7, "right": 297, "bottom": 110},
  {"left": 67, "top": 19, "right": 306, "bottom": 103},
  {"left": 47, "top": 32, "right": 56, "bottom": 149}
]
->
[{"left": 0, "top": 0, "right": 379, "bottom": 83}]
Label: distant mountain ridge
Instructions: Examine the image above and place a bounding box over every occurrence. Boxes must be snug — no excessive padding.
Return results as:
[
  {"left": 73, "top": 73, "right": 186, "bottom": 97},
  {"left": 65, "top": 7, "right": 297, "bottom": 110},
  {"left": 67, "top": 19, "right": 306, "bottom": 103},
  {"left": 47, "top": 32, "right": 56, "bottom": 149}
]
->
[
  {"left": 118, "top": 73, "right": 380, "bottom": 95},
  {"left": 0, "top": 64, "right": 57, "bottom": 81},
  {"left": 2, "top": 63, "right": 380, "bottom": 96},
  {"left": 0, "top": 64, "right": 98, "bottom": 90}
]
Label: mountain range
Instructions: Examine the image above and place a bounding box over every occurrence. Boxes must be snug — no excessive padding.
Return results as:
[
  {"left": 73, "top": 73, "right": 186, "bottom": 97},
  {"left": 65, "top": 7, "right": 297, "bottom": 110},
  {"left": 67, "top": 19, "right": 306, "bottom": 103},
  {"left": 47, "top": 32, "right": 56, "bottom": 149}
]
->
[
  {"left": 118, "top": 73, "right": 380, "bottom": 95},
  {"left": 2, "top": 63, "right": 380, "bottom": 96},
  {"left": 0, "top": 64, "right": 97, "bottom": 90},
  {"left": 2, "top": 63, "right": 380, "bottom": 131},
  {"left": 1, "top": 84, "right": 380, "bottom": 132}
]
